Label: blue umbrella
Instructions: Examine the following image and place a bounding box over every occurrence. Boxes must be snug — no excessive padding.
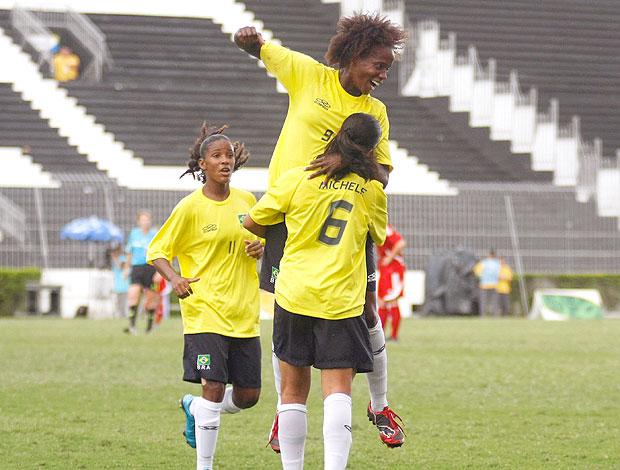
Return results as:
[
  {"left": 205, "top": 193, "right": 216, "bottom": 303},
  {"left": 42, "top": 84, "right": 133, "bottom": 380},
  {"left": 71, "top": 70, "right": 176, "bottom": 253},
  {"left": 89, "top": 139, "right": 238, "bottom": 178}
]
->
[{"left": 61, "top": 217, "right": 124, "bottom": 242}]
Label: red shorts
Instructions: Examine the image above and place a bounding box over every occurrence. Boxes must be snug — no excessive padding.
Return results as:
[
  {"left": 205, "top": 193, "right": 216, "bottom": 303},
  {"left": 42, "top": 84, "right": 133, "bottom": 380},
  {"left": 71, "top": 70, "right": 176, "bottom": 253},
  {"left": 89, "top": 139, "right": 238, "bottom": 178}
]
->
[{"left": 378, "top": 263, "right": 405, "bottom": 301}]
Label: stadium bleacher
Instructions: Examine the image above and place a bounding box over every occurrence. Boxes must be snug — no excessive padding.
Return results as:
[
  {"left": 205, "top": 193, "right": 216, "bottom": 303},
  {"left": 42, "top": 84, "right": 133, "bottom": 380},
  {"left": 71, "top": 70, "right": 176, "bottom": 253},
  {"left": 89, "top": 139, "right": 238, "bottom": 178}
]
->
[
  {"left": 62, "top": 14, "right": 287, "bottom": 169},
  {"left": 1, "top": 2, "right": 620, "bottom": 274},
  {"left": 403, "top": 0, "right": 620, "bottom": 157},
  {"left": 244, "top": 0, "right": 551, "bottom": 182},
  {"left": 242, "top": 0, "right": 340, "bottom": 63},
  {"left": 0, "top": 83, "right": 104, "bottom": 178},
  {"left": 2, "top": 6, "right": 555, "bottom": 182}
]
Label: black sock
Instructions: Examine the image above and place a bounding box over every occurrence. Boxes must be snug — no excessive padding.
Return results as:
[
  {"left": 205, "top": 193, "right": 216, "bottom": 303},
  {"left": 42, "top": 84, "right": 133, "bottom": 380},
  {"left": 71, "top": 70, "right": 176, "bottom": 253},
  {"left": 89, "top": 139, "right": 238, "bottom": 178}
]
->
[
  {"left": 129, "top": 305, "right": 138, "bottom": 328},
  {"left": 146, "top": 310, "right": 155, "bottom": 332}
]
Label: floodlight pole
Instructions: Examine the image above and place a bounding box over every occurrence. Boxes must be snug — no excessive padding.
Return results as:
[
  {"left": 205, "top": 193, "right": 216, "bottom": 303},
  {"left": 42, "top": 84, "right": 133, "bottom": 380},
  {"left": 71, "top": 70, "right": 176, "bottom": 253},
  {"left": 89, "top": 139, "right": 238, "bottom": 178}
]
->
[{"left": 504, "top": 195, "right": 529, "bottom": 316}]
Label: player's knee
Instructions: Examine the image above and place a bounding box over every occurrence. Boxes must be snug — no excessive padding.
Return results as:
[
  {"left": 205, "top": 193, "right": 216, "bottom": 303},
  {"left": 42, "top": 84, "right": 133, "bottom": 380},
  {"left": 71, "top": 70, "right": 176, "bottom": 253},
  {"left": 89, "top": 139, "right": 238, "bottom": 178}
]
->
[
  {"left": 234, "top": 389, "right": 260, "bottom": 409},
  {"left": 201, "top": 380, "right": 226, "bottom": 402}
]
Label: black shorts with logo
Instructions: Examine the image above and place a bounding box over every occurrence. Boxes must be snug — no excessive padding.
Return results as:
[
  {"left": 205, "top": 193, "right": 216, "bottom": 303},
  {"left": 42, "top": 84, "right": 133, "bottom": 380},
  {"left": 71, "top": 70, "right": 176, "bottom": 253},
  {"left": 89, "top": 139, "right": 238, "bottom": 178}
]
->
[
  {"left": 182, "top": 333, "right": 262, "bottom": 389},
  {"left": 130, "top": 263, "right": 157, "bottom": 289},
  {"left": 272, "top": 301, "right": 373, "bottom": 373},
  {"left": 259, "top": 222, "right": 377, "bottom": 293}
]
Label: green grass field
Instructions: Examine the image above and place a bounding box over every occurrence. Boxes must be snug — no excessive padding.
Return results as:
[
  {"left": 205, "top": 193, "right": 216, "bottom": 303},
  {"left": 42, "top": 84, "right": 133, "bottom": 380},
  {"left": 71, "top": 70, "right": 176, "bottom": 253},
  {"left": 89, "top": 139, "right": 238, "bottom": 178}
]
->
[{"left": 1, "top": 317, "right": 619, "bottom": 469}]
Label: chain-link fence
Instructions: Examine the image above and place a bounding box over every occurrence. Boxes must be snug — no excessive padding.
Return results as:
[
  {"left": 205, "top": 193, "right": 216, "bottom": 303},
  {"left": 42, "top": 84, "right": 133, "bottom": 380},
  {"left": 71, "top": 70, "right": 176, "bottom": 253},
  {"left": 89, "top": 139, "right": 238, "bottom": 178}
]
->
[{"left": 2, "top": 180, "right": 620, "bottom": 273}]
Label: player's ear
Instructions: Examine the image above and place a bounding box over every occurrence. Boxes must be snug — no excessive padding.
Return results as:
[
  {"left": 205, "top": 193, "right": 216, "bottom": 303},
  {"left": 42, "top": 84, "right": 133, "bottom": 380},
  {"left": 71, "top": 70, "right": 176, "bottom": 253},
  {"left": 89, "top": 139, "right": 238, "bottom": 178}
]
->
[{"left": 197, "top": 156, "right": 207, "bottom": 170}]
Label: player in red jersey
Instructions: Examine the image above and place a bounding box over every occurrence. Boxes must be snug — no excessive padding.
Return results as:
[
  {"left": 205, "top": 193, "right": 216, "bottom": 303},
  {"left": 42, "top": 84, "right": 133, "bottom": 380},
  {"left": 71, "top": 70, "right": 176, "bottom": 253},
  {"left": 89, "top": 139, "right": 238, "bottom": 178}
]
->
[{"left": 377, "top": 223, "right": 407, "bottom": 341}]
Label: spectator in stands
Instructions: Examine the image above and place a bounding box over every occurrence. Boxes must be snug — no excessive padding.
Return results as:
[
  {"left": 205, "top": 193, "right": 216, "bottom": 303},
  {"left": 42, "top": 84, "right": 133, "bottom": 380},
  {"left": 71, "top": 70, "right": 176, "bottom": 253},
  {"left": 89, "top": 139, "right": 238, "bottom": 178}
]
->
[
  {"left": 378, "top": 223, "right": 407, "bottom": 341},
  {"left": 147, "top": 123, "right": 262, "bottom": 470},
  {"left": 108, "top": 244, "right": 129, "bottom": 318},
  {"left": 123, "top": 211, "right": 159, "bottom": 334},
  {"left": 234, "top": 12, "right": 407, "bottom": 451},
  {"left": 243, "top": 113, "right": 388, "bottom": 470},
  {"left": 497, "top": 256, "right": 513, "bottom": 316},
  {"left": 473, "top": 250, "right": 501, "bottom": 317},
  {"left": 53, "top": 46, "right": 80, "bottom": 82}
]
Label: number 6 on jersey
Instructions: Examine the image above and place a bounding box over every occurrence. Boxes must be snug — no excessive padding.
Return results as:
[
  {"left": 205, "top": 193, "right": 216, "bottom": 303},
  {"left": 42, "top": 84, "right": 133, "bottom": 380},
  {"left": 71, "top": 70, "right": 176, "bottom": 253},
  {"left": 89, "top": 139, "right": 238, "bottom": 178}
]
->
[{"left": 318, "top": 199, "right": 353, "bottom": 246}]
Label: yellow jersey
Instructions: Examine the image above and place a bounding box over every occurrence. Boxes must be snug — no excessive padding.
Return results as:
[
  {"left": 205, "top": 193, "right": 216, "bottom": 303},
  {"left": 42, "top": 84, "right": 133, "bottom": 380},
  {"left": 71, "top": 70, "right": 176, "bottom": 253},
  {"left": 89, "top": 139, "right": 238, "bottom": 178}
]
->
[
  {"left": 147, "top": 187, "right": 260, "bottom": 337},
  {"left": 497, "top": 264, "right": 513, "bottom": 294},
  {"left": 250, "top": 167, "right": 388, "bottom": 320},
  {"left": 261, "top": 41, "right": 392, "bottom": 187},
  {"left": 53, "top": 53, "right": 80, "bottom": 82}
]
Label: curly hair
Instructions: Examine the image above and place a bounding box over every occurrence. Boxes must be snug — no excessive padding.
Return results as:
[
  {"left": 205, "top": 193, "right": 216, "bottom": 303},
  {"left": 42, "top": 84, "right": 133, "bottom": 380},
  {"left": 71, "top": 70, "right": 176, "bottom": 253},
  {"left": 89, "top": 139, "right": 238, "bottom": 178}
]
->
[
  {"left": 180, "top": 122, "right": 250, "bottom": 183},
  {"left": 325, "top": 12, "right": 407, "bottom": 69},
  {"left": 318, "top": 113, "right": 381, "bottom": 181}
]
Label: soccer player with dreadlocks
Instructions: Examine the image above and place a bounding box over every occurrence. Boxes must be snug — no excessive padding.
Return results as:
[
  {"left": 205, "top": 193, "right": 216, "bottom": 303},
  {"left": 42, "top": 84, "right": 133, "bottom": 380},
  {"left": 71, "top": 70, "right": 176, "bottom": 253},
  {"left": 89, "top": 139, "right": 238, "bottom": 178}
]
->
[{"left": 147, "top": 123, "right": 264, "bottom": 470}]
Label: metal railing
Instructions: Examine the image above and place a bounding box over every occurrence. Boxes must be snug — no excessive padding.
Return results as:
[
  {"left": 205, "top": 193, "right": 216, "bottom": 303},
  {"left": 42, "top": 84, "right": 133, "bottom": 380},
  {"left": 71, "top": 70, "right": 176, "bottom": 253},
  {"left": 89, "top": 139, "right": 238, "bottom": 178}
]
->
[
  {"left": 0, "top": 192, "right": 27, "bottom": 249},
  {"left": 536, "top": 98, "right": 558, "bottom": 125},
  {"left": 11, "top": 7, "right": 113, "bottom": 82},
  {"left": 10, "top": 7, "right": 54, "bottom": 74},
  {"left": 576, "top": 138, "right": 602, "bottom": 203},
  {"left": 510, "top": 70, "right": 537, "bottom": 107},
  {"left": 3, "top": 182, "right": 620, "bottom": 273},
  {"left": 381, "top": 0, "right": 417, "bottom": 92},
  {"left": 472, "top": 48, "right": 495, "bottom": 82},
  {"left": 33, "top": 9, "right": 113, "bottom": 82}
]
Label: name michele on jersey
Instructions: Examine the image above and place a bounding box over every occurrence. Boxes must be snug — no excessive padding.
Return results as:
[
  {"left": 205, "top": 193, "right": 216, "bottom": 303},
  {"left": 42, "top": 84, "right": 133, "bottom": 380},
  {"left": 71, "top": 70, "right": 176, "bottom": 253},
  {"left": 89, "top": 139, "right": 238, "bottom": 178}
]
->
[{"left": 319, "top": 179, "right": 367, "bottom": 195}]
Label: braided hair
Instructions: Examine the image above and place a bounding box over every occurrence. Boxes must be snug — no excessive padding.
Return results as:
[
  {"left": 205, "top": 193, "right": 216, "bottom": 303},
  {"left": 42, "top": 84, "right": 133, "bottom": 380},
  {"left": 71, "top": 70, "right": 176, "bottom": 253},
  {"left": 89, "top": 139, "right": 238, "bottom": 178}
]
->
[
  {"left": 318, "top": 113, "right": 381, "bottom": 181},
  {"left": 325, "top": 12, "right": 407, "bottom": 69},
  {"left": 181, "top": 122, "right": 250, "bottom": 183}
]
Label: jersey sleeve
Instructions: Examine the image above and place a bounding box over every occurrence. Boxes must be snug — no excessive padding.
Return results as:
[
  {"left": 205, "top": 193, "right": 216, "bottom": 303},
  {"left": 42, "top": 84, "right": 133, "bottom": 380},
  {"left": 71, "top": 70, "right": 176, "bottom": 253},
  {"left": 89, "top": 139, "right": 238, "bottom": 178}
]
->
[
  {"left": 260, "top": 41, "right": 322, "bottom": 96},
  {"left": 250, "top": 168, "right": 303, "bottom": 226},
  {"left": 365, "top": 180, "right": 388, "bottom": 246},
  {"left": 374, "top": 104, "right": 392, "bottom": 171},
  {"left": 147, "top": 199, "right": 189, "bottom": 264},
  {"left": 240, "top": 192, "right": 262, "bottom": 242}
]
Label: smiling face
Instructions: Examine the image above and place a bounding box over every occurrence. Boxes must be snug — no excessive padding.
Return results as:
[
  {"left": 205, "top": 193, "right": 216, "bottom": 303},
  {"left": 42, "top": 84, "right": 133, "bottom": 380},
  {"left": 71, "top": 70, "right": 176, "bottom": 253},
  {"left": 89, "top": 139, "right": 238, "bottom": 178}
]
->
[
  {"left": 199, "top": 136, "right": 235, "bottom": 185},
  {"left": 340, "top": 45, "right": 395, "bottom": 96}
]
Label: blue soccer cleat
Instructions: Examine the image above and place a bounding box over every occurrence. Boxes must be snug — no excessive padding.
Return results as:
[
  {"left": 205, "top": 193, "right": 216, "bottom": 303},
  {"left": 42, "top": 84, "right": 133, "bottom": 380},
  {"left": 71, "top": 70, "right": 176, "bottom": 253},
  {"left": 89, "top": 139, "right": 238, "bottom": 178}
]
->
[{"left": 180, "top": 394, "right": 196, "bottom": 448}]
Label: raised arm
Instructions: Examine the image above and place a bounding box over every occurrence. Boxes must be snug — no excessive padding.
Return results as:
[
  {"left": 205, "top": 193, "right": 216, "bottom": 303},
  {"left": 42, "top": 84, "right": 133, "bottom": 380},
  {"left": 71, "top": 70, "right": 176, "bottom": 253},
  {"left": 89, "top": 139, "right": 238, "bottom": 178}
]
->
[{"left": 234, "top": 26, "right": 265, "bottom": 60}]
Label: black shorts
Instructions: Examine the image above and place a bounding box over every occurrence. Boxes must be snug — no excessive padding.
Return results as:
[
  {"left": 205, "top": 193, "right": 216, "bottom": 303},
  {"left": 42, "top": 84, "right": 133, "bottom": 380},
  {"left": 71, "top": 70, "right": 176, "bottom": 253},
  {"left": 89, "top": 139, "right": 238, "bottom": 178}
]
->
[
  {"left": 182, "top": 333, "right": 262, "bottom": 389},
  {"left": 260, "top": 222, "right": 377, "bottom": 293},
  {"left": 130, "top": 264, "right": 157, "bottom": 289},
  {"left": 273, "top": 301, "right": 373, "bottom": 373}
]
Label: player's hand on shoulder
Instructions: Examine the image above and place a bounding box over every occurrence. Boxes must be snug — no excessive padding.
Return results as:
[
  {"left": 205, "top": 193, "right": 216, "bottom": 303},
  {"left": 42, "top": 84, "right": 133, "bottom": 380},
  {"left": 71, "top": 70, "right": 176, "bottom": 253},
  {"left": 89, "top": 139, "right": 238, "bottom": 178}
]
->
[
  {"left": 244, "top": 239, "right": 264, "bottom": 259},
  {"left": 305, "top": 153, "right": 343, "bottom": 181}
]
